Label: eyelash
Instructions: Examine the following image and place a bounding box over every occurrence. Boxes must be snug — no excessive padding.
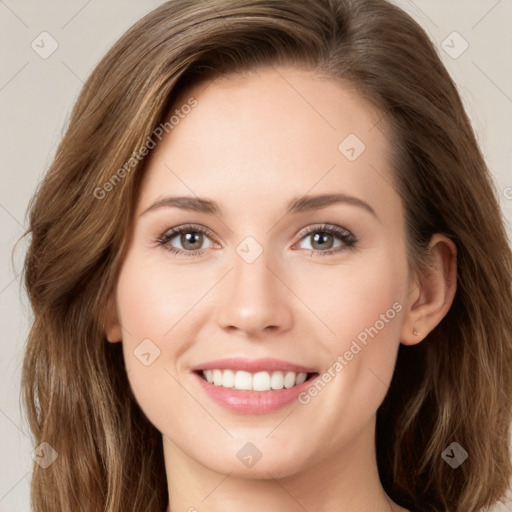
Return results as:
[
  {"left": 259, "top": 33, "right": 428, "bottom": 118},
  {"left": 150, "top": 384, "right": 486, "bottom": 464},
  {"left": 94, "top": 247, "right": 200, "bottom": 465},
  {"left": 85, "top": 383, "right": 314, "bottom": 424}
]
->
[{"left": 156, "top": 223, "right": 357, "bottom": 258}]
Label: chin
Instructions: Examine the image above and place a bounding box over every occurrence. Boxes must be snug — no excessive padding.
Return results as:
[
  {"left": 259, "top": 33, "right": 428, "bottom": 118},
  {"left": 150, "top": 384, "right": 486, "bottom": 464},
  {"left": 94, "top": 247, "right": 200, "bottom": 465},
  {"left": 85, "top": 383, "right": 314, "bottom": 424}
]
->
[{"left": 199, "top": 446, "right": 312, "bottom": 480}]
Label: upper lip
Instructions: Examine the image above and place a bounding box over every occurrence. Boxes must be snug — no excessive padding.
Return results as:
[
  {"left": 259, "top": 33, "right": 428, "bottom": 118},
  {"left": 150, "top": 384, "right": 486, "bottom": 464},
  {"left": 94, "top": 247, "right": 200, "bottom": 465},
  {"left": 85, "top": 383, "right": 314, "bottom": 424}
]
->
[{"left": 191, "top": 357, "right": 318, "bottom": 374}]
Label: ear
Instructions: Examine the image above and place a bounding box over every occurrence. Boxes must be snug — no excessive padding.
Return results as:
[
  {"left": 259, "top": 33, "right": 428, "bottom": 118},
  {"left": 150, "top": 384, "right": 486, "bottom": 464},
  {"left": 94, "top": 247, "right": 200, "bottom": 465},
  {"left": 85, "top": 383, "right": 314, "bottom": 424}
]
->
[
  {"left": 104, "top": 293, "right": 122, "bottom": 343},
  {"left": 400, "top": 234, "right": 457, "bottom": 346}
]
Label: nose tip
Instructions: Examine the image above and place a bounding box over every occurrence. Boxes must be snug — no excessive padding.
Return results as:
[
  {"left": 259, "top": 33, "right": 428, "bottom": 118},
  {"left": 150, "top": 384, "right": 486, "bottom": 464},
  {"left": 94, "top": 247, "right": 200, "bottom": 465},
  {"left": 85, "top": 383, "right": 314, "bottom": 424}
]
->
[{"left": 215, "top": 257, "right": 293, "bottom": 338}]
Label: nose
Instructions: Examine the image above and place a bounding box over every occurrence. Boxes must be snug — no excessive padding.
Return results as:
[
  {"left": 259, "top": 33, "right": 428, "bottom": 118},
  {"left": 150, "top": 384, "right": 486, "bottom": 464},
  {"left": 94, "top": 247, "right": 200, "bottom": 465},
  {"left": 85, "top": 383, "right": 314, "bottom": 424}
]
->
[{"left": 215, "top": 250, "right": 294, "bottom": 338}]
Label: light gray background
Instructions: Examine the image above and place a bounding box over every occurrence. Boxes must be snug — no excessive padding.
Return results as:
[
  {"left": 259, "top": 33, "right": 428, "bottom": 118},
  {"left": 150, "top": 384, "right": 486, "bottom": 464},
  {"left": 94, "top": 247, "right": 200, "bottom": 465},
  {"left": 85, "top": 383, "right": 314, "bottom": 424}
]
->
[{"left": 1, "top": 1, "right": 511, "bottom": 510}]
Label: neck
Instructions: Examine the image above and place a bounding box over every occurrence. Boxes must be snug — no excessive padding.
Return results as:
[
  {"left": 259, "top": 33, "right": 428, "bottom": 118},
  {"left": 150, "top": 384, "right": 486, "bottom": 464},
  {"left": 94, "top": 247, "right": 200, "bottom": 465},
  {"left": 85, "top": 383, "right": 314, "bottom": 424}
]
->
[{"left": 163, "top": 415, "right": 406, "bottom": 512}]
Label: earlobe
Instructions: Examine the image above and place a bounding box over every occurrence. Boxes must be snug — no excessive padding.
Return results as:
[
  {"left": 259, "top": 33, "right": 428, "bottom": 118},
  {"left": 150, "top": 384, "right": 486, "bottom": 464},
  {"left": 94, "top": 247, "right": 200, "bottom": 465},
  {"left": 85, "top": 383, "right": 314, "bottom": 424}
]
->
[
  {"left": 400, "top": 234, "right": 457, "bottom": 346},
  {"left": 104, "top": 294, "right": 122, "bottom": 343}
]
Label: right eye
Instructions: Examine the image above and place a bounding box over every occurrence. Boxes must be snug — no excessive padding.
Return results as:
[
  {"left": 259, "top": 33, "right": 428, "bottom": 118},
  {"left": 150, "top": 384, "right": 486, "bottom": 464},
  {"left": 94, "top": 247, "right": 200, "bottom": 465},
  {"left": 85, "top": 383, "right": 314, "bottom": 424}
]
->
[{"left": 157, "top": 224, "right": 218, "bottom": 257}]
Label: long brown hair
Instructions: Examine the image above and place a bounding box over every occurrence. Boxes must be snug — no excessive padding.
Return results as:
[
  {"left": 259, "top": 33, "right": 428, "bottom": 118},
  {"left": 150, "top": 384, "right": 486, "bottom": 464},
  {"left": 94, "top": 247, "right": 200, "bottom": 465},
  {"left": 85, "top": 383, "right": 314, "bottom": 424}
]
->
[{"left": 21, "top": 1, "right": 512, "bottom": 511}]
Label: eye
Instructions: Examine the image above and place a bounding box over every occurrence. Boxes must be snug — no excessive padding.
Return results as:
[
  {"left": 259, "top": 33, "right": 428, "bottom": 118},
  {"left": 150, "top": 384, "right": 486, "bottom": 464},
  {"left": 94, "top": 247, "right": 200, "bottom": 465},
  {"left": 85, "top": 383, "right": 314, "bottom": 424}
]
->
[
  {"left": 294, "top": 223, "right": 357, "bottom": 256},
  {"left": 157, "top": 224, "right": 217, "bottom": 257}
]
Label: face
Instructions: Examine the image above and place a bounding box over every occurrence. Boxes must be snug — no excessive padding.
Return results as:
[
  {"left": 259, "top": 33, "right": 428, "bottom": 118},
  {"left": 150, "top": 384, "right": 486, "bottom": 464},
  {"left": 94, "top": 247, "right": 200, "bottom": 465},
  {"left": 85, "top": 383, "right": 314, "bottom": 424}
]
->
[{"left": 109, "top": 66, "right": 415, "bottom": 479}]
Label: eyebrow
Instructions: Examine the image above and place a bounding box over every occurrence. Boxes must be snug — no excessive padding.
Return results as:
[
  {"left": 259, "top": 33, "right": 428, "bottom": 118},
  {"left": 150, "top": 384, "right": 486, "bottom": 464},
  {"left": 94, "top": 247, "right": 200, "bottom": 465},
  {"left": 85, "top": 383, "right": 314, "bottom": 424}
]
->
[{"left": 140, "top": 193, "right": 377, "bottom": 218}]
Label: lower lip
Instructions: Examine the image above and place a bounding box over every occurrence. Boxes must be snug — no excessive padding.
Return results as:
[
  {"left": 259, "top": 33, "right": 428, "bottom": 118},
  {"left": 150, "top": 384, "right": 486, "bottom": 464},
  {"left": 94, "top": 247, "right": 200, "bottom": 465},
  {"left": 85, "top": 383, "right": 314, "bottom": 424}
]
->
[{"left": 193, "top": 372, "right": 317, "bottom": 414}]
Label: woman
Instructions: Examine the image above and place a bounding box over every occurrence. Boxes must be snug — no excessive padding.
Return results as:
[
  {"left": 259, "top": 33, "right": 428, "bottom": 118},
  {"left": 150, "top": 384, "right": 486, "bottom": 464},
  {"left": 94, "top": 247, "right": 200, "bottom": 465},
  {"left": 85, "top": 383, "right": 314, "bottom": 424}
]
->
[{"left": 21, "top": 0, "right": 512, "bottom": 511}]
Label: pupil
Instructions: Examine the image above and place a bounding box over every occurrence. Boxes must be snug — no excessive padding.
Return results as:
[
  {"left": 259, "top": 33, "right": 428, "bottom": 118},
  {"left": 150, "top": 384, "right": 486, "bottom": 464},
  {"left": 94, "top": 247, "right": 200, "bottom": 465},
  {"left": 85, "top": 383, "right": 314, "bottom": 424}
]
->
[{"left": 312, "top": 232, "right": 333, "bottom": 250}]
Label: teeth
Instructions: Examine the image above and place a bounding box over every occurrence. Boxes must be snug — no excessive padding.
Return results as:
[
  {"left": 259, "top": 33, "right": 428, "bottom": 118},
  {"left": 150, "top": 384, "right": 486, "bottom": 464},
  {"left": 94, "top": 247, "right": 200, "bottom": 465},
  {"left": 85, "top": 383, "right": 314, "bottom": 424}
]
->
[
  {"left": 295, "top": 372, "right": 307, "bottom": 385},
  {"left": 222, "top": 369, "right": 235, "bottom": 388},
  {"left": 201, "top": 369, "right": 309, "bottom": 391},
  {"left": 253, "top": 371, "right": 271, "bottom": 391},
  {"left": 213, "top": 369, "right": 223, "bottom": 386},
  {"left": 235, "top": 370, "right": 252, "bottom": 390},
  {"left": 271, "top": 371, "right": 284, "bottom": 390}
]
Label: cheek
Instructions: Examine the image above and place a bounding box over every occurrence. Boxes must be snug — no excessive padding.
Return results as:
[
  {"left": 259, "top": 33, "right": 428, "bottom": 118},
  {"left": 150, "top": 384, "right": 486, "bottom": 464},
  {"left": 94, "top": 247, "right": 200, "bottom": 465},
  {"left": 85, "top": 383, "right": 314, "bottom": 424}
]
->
[
  {"left": 297, "top": 247, "right": 407, "bottom": 407},
  {"left": 114, "top": 255, "right": 180, "bottom": 417},
  {"left": 115, "top": 252, "right": 209, "bottom": 343},
  {"left": 298, "top": 251, "right": 405, "bottom": 353},
  {"left": 113, "top": 249, "right": 226, "bottom": 425},
  {"left": 295, "top": 260, "right": 405, "bottom": 432}
]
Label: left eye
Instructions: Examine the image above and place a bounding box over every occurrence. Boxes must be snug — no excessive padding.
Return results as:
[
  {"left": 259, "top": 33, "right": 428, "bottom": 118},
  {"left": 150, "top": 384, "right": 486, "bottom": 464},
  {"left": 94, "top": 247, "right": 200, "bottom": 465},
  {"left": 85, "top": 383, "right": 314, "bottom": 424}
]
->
[
  {"left": 294, "top": 224, "right": 356, "bottom": 255},
  {"left": 297, "top": 231, "right": 344, "bottom": 251}
]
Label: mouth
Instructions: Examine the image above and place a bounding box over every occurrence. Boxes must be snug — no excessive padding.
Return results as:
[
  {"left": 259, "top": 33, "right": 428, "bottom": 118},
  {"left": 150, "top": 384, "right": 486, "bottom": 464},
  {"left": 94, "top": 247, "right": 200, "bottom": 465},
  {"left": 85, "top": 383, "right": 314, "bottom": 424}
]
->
[{"left": 191, "top": 357, "right": 320, "bottom": 414}]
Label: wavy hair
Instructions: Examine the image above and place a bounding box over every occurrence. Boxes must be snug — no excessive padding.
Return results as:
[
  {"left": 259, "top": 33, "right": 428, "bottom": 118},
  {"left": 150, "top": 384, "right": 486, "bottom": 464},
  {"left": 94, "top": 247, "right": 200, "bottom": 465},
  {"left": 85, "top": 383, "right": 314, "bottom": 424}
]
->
[{"left": 21, "top": 0, "right": 512, "bottom": 511}]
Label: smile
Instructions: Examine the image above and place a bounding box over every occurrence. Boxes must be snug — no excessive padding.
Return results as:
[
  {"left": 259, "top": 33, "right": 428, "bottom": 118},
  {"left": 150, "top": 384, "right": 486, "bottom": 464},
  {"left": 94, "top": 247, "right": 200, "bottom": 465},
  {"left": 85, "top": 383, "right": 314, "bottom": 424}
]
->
[
  {"left": 200, "top": 369, "right": 313, "bottom": 391},
  {"left": 192, "top": 357, "right": 319, "bottom": 414}
]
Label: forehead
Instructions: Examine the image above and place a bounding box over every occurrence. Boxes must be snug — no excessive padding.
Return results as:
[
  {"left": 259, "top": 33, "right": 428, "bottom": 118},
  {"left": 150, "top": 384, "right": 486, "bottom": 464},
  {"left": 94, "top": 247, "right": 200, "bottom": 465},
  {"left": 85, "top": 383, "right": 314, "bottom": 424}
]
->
[{"left": 137, "top": 66, "right": 397, "bottom": 221}]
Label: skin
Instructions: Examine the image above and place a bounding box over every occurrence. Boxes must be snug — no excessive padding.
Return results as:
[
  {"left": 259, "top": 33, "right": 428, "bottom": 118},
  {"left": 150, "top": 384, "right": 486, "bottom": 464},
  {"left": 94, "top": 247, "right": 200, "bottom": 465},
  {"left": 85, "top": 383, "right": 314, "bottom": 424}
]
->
[{"left": 106, "top": 66, "right": 457, "bottom": 512}]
